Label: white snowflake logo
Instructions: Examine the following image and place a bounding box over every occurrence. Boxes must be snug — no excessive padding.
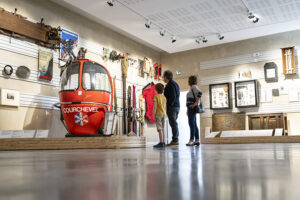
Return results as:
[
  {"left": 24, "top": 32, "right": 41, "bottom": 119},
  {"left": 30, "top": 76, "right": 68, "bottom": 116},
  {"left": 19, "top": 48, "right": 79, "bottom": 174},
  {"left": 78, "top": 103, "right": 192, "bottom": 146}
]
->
[{"left": 75, "top": 112, "right": 88, "bottom": 126}]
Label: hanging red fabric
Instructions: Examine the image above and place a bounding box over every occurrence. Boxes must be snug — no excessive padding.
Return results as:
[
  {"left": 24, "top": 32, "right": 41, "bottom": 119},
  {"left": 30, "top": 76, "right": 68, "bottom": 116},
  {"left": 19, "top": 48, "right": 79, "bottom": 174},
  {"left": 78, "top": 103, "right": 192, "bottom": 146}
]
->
[{"left": 142, "top": 82, "right": 156, "bottom": 123}]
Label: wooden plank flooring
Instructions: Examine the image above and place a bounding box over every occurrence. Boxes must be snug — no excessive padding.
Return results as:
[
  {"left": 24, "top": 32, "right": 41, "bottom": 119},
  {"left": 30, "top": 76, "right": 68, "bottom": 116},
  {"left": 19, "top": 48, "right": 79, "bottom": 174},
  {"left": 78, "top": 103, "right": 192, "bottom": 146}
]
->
[
  {"left": 0, "top": 136, "right": 146, "bottom": 151},
  {"left": 202, "top": 136, "right": 300, "bottom": 144}
]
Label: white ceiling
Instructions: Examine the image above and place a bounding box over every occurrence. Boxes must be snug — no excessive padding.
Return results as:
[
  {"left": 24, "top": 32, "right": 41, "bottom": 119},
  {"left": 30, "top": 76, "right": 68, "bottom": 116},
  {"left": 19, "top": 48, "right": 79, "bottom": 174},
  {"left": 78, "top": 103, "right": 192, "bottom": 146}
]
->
[{"left": 53, "top": 0, "right": 300, "bottom": 53}]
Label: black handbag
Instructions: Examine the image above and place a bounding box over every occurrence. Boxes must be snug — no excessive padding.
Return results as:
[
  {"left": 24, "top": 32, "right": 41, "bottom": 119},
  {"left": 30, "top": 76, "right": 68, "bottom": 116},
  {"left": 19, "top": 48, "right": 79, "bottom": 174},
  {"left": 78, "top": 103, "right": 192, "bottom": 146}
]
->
[{"left": 192, "top": 88, "right": 205, "bottom": 114}]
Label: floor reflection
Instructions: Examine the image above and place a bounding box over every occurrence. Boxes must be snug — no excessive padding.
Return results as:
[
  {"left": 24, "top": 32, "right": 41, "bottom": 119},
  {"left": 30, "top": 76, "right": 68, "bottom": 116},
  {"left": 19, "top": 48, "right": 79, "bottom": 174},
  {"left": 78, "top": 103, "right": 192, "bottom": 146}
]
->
[{"left": 0, "top": 144, "right": 299, "bottom": 200}]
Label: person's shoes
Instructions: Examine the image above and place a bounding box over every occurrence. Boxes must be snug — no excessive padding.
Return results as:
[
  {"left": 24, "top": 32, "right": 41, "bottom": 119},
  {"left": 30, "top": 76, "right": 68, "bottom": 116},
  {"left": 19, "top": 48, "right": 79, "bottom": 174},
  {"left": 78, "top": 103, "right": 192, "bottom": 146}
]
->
[
  {"left": 194, "top": 141, "right": 200, "bottom": 146},
  {"left": 186, "top": 141, "right": 194, "bottom": 146},
  {"left": 153, "top": 142, "right": 166, "bottom": 148},
  {"left": 167, "top": 141, "right": 179, "bottom": 146}
]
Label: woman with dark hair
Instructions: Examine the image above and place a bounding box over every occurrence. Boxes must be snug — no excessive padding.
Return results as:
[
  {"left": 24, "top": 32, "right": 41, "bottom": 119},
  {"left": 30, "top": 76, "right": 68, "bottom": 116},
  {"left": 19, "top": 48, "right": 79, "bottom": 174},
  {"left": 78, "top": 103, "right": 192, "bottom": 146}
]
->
[{"left": 186, "top": 75, "right": 202, "bottom": 146}]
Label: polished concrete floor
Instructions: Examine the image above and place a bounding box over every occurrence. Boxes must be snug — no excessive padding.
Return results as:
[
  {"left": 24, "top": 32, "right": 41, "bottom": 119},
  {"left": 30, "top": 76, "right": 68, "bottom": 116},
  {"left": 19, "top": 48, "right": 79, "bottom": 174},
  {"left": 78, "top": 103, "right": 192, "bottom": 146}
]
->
[{"left": 1, "top": 143, "right": 300, "bottom": 200}]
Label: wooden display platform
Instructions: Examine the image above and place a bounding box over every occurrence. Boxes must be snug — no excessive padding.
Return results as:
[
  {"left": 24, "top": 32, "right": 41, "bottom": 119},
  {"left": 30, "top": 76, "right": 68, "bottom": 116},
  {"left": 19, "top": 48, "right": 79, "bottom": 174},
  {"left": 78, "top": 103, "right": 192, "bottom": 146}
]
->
[
  {"left": 202, "top": 136, "right": 300, "bottom": 144},
  {"left": 0, "top": 136, "right": 146, "bottom": 151}
]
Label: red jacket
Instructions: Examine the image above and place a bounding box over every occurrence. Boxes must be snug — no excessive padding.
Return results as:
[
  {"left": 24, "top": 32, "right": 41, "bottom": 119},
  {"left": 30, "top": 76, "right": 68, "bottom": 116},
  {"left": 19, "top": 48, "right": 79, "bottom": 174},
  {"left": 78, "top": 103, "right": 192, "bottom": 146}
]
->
[{"left": 142, "top": 83, "right": 156, "bottom": 123}]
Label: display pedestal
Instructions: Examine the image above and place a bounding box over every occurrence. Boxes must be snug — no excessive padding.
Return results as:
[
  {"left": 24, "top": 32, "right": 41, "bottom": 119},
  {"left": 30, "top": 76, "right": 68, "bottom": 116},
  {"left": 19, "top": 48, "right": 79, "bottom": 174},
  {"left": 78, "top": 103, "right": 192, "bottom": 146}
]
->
[{"left": 0, "top": 136, "right": 145, "bottom": 151}]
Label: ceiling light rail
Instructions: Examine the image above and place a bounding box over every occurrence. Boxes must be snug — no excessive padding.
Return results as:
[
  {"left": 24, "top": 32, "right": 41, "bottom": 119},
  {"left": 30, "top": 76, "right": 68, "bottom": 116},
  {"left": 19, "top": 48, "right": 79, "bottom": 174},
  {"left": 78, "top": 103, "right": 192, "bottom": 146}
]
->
[{"left": 107, "top": 0, "right": 177, "bottom": 43}]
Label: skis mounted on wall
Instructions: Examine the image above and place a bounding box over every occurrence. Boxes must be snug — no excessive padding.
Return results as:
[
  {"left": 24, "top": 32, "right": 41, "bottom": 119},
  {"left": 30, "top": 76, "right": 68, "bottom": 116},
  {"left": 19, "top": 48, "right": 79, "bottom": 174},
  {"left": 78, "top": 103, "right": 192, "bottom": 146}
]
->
[
  {"left": 127, "top": 86, "right": 133, "bottom": 135},
  {"left": 132, "top": 85, "right": 137, "bottom": 135},
  {"left": 121, "top": 54, "right": 129, "bottom": 135}
]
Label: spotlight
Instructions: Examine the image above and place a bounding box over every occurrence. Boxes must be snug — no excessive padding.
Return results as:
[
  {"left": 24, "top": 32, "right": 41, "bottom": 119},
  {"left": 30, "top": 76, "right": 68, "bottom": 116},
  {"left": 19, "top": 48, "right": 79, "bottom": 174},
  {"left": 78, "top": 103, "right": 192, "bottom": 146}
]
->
[
  {"left": 218, "top": 33, "right": 224, "bottom": 40},
  {"left": 160, "top": 29, "right": 166, "bottom": 36},
  {"left": 145, "top": 19, "right": 152, "bottom": 28},
  {"left": 248, "top": 11, "right": 259, "bottom": 23},
  {"left": 196, "top": 36, "right": 207, "bottom": 44},
  {"left": 107, "top": 0, "right": 115, "bottom": 6},
  {"left": 200, "top": 36, "right": 207, "bottom": 43},
  {"left": 171, "top": 36, "right": 177, "bottom": 43}
]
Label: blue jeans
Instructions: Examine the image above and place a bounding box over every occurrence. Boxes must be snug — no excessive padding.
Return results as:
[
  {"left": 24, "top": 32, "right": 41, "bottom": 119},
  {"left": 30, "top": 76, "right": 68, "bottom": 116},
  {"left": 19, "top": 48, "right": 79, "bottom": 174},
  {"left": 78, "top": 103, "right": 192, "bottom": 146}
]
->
[
  {"left": 167, "top": 107, "right": 180, "bottom": 142},
  {"left": 188, "top": 109, "right": 199, "bottom": 141}
]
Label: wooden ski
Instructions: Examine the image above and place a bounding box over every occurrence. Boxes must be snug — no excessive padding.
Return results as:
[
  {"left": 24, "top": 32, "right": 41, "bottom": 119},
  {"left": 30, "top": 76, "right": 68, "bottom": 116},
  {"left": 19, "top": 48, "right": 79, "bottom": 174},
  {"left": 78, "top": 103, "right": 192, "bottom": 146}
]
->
[
  {"left": 132, "top": 85, "right": 137, "bottom": 135},
  {"left": 121, "top": 54, "right": 128, "bottom": 135},
  {"left": 138, "top": 94, "right": 145, "bottom": 136},
  {"left": 127, "top": 86, "right": 133, "bottom": 135}
]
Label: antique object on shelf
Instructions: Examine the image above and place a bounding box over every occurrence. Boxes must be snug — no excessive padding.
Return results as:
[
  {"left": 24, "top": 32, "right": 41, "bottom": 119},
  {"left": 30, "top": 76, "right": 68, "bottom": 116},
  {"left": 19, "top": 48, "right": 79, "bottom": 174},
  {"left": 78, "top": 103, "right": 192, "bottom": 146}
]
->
[
  {"left": 209, "top": 82, "right": 231, "bottom": 110},
  {"left": 102, "top": 48, "right": 109, "bottom": 62},
  {"left": 16, "top": 66, "right": 30, "bottom": 79},
  {"left": 0, "top": 7, "right": 60, "bottom": 49},
  {"left": 3, "top": 65, "right": 13, "bottom": 76},
  {"left": 281, "top": 47, "right": 296, "bottom": 75},
  {"left": 109, "top": 50, "right": 120, "bottom": 62},
  {"left": 77, "top": 47, "right": 87, "bottom": 59},
  {"left": 38, "top": 49, "right": 53, "bottom": 81},
  {"left": 248, "top": 113, "right": 287, "bottom": 135},
  {"left": 234, "top": 80, "right": 258, "bottom": 108},
  {"left": 212, "top": 113, "right": 246, "bottom": 132},
  {"left": 264, "top": 62, "right": 278, "bottom": 83}
]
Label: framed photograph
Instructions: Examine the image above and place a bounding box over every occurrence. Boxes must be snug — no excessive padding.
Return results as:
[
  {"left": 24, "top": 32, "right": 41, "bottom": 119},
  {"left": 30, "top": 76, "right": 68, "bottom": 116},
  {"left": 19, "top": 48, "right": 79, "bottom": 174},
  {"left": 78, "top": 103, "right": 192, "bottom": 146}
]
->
[
  {"left": 209, "top": 83, "right": 231, "bottom": 110},
  {"left": 234, "top": 80, "right": 258, "bottom": 108},
  {"left": 264, "top": 62, "right": 278, "bottom": 83}
]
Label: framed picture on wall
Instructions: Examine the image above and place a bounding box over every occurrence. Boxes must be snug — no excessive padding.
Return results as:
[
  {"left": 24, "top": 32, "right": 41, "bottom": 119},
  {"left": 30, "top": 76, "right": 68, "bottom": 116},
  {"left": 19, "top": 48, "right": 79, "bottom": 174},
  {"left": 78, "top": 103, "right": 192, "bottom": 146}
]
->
[
  {"left": 234, "top": 80, "right": 258, "bottom": 108},
  {"left": 209, "top": 83, "right": 231, "bottom": 109}
]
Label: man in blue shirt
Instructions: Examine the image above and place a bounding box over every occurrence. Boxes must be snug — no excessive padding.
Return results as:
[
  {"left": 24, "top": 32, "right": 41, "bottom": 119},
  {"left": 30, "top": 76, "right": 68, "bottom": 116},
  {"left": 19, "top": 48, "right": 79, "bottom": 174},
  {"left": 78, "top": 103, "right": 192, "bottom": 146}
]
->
[{"left": 163, "top": 70, "right": 180, "bottom": 146}]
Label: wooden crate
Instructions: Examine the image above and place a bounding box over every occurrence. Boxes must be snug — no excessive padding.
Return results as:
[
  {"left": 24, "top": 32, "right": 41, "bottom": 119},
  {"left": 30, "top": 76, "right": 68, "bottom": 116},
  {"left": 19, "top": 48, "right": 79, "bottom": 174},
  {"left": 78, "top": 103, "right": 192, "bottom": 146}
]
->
[{"left": 0, "top": 136, "right": 146, "bottom": 151}]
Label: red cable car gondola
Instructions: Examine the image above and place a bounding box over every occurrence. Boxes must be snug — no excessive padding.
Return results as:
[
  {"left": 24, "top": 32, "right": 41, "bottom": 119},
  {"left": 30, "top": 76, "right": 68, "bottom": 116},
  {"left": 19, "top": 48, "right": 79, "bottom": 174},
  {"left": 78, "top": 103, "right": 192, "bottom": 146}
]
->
[{"left": 55, "top": 59, "right": 113, "bottom": 136}]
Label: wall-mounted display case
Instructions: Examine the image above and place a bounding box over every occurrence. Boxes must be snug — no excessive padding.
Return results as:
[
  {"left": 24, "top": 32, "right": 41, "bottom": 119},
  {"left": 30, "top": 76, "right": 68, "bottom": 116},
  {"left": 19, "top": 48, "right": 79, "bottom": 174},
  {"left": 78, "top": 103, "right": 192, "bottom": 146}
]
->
[
  {"left": 234, "top": 80, "right": 258, "bottom": 108},
  {"left": 281, "top": 46, "right": 296, "bottom": 75},
  {"left": 209, "top": 82, "right": 231, "bottom": 110}
]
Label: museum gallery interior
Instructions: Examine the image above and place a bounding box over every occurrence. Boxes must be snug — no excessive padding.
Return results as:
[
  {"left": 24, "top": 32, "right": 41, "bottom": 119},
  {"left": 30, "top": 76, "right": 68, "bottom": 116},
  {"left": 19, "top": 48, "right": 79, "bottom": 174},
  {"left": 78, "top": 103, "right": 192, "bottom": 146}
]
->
[{"left": 1, "top": 0, "right": 300, "bottom": 199}]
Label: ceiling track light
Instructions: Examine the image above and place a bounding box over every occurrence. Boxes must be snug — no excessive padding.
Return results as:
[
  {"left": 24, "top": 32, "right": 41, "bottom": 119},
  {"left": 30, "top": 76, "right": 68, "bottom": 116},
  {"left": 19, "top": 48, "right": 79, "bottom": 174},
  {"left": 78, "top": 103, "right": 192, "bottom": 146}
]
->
[
  {"left": 171, "top": 36, "right": 177, "bottom": 43},
  {"left": 200, "top": 36, "right": 207, "bottom": 43},
  {"left": 248, "top": 11, "right": 259, "bottom": 23},
  {"left": 160, "top": 29, "right": 166, "bottom": 36},
  {"left": 195, "top": 36, "right": 207, "bottom": 44},
  {"left": 145, "top": 19, "right": 152, "bottom": 28},
  {"left": 107, "top": 0, "right": 115, "bottom": 6},
  {"left": 218, "top": 33, "right": 224, "bottom": 40}
]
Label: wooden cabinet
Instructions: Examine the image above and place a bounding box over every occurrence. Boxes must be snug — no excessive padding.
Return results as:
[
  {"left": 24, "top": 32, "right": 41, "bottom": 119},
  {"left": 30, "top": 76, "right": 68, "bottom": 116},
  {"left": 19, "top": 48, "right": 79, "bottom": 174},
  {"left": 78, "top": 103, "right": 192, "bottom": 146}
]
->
[
  {"left": 212, "top": 113, "right": 246, "bottom": 132},
  {"left": 248, "top": 113, "right": 287, "bottom": 135}
]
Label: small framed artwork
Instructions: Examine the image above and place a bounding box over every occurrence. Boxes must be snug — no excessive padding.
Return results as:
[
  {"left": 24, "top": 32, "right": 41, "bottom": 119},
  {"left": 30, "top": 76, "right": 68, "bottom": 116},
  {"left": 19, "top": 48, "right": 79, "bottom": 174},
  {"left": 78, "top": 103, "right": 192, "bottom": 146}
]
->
[
  {"left": 264, "top": 62, "right": 278, "bottom": 83},
  {"left": 234, "top": 80, "right": 258, "bottom": 108},
  {"left": 281, "top": 47, "right": 296, "bottom": 75},
  {"left": 209, "top": 83, "right": 231, "bottom": 110}
]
